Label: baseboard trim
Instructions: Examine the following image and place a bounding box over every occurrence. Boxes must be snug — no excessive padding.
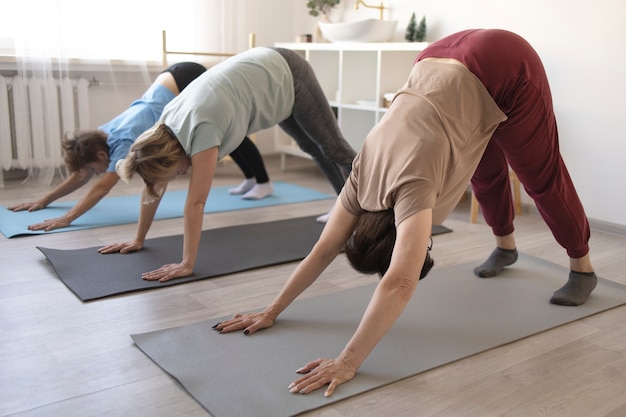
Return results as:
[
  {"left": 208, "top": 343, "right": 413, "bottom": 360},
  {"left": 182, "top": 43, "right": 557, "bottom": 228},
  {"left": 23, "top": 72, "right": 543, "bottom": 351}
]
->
[
  {"left": 523, "top": 203, "right": 626, "bottom": 237},
  {"left": 589, "top": 218, "right": 626, "bottom": 237}
]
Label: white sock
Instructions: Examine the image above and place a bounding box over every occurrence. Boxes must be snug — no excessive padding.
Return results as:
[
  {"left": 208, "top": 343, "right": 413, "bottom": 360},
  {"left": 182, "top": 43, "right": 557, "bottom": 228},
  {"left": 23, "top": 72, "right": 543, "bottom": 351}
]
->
[
  {"left": 229, "top": 178, "right": 256, "bottom": 195},
  {"left": 316, "top": 210, "right": 332, "bottom": 223},
  {"left": 242, "top": 182, "right": 274, "bottom": 200}
]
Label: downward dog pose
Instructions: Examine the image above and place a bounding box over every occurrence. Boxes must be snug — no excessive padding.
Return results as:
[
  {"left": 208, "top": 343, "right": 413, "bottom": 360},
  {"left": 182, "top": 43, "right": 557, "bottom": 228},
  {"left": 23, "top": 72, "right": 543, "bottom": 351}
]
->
[
  {"left": 8, "top": 62, "right": 272, "bottom": 231},
  {"left": 214, "top": 29, "right": 597, "bottom": 397},
  {"left": 99, "top": 47, "right": 356, "bottom": 278}
]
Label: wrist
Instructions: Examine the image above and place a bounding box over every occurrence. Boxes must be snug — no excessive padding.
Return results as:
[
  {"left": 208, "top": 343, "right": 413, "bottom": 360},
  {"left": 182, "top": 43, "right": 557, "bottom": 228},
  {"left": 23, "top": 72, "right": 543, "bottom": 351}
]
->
[
  {"left": 180, "top": 260, "right": 194, "bottom": 269},
  {"left": 63, "top": 213, "right": 77, "bottom": 223},
  {"left": 263, "top": 306, "right": 282, "bottom": 322},
  {"left": 338, "top": 348, "right": 363, "bottom": 372}
]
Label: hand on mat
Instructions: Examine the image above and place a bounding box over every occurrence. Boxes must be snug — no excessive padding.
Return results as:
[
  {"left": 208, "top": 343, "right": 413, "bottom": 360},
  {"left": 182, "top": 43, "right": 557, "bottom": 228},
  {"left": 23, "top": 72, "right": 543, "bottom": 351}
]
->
[
  {"left": 288, "top": 357, "right": 356, "bottom": 397},
  {"left": 8, "top": 201, "right": 46, "bottom": 212},
  {"left": 212, "top": 312, "right": 275, "bottom": 334},
  {"left": 27, "top": 217, "right": 71, "bottom": 232},
  {"left": 98, "top": 240, "right": 144, "bottom": 255},
  {"left": 141, "top": 262, "right": 193, "bottom": 282}
]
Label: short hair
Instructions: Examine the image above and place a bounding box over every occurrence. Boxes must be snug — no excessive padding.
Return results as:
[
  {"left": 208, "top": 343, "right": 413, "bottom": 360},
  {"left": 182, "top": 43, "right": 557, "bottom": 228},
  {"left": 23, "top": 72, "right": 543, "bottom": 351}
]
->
[
  {"left": 62, "top": 129, "right": 109, "bottom": 172},
  {"left": 345, "top": 209, "right": 434, "bottom": 279},
  {"left": 116, "top": 122, "right": 184, "bottom": 202},
  {"left": 345, "top": 209, "right": 396, "bottom": 277}
]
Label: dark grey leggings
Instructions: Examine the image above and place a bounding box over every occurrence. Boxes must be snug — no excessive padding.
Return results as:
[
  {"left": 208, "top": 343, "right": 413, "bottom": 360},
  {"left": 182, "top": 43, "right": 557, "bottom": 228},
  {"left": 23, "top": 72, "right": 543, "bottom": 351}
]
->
[{"left": 273, "top": 47, "right": 356, "bottom": 194}]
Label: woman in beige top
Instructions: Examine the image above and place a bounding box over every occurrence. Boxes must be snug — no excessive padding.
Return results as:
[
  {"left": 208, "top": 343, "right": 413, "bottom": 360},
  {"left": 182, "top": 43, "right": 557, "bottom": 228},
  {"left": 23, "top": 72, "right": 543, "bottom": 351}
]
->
[{"left": 214, "top": 29, "right": 597, "bottom": 397}]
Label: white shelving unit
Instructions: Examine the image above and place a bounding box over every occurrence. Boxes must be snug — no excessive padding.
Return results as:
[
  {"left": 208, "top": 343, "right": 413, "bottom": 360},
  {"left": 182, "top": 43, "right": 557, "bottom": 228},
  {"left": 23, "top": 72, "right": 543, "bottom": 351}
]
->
[{"left": 273, "top": 42, "right": 428, "bottom": 169}]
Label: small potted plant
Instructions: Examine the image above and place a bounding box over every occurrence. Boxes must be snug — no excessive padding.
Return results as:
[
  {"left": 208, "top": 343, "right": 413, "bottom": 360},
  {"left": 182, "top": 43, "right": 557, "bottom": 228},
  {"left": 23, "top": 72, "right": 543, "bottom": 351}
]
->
[
  {"left": 306, "top": 0, "right": 341, "bottom": 42},
  {"left": 306, "top": 0, "right": 340, "bottom": 18},
  {"left": 405, "top": 13, "right": 427, "bottom": 42}
]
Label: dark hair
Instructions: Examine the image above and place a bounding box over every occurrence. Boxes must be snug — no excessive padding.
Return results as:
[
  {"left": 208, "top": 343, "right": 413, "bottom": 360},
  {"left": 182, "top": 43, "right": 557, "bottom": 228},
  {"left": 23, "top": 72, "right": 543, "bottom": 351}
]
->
[
  {"left": 345, "top": 209, "right": 434, "bottom": 279},
  {"left": 62, "top": 129, "right": 109, "bottom": 172},
  {"left": 345, "top": 209, "right": 396, "bottom": 277}
]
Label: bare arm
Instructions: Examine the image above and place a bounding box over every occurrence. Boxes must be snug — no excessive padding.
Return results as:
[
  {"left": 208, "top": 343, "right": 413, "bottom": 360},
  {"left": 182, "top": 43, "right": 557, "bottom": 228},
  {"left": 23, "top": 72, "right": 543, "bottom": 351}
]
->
[
  {"left": 139, "top": 148, "right": 219, "bottom": 282},
  {"left": 98, "top": 181, "right": 165, "bottom": 255},
  {"left": 26, "top": 172, "right": 120, "bottom": 231},
  {"left": 215, "top": 199, "right": 359, "bottom": 333},
  {"left": 289, "top": 208, "right": 433, "bottom": 397},
  {"left": 8, "top": 170, "right": 92, "bottom": 212}
]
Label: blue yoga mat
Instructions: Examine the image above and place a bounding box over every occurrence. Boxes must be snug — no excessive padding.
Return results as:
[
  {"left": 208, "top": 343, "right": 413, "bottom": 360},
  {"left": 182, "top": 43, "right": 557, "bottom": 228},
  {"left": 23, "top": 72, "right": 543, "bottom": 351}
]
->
[{"left": 0, "top": 182, "right": 332, "bottom": 238}]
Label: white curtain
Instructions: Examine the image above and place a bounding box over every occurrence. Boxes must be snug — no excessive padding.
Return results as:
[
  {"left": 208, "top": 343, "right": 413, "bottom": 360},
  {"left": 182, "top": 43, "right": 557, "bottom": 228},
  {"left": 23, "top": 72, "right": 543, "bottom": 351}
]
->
[{"left": 0, "top": 0, "right": 244, "bottom": 185}]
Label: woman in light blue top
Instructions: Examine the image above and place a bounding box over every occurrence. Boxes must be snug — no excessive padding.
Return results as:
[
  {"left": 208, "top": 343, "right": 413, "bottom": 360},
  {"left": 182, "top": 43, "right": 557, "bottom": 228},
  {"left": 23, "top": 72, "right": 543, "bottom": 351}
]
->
[
  {"left": 100, "top": 47, "right": 356, "bottom": 282},
  {"left": 9, "top": 62, "right": 272, "bottom": 230}
]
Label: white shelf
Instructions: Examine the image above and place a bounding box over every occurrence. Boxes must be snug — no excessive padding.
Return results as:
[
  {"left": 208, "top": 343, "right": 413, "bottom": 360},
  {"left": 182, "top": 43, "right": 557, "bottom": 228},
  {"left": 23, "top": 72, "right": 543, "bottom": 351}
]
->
[
  {"left": 274, "top": 41, "right": 428, "bottom": 166},
  {"left": 274, "top": 42, "right": 429, "bottom": 51}
]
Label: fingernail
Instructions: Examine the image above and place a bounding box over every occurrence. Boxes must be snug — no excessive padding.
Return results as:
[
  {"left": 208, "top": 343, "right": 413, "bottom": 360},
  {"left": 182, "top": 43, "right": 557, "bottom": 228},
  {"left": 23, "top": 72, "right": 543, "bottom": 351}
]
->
[
  {"left": 243, "top": 329, "right": 249, "bottom": 335},
  {"left": 212, "top": 323, "right": 220, "bottom": 329},
  {"left": 288, "top": 383, "right": 295, "bottom": 389}
]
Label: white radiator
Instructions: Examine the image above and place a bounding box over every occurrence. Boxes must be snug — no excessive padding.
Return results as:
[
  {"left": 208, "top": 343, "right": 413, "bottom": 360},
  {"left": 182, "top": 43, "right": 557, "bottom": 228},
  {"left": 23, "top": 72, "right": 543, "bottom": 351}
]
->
[{"left": 0, "top": 75, "right": 90, "bottom": 186}]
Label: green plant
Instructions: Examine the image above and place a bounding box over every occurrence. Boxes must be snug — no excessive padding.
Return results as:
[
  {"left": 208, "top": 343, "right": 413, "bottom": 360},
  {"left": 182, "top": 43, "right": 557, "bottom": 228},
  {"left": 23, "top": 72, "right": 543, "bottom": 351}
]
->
[
  {"left": 306, "top": 0, "right": 340, "bottom": 17},
  {"left": 405, "top": 13, "right": 427, "bottom": 42},
  {"left": 405, "top": 12, "right": 417, "bottom": 41},
  {"left": 414, "top": 15, "right": 427, "bottom": 42}
]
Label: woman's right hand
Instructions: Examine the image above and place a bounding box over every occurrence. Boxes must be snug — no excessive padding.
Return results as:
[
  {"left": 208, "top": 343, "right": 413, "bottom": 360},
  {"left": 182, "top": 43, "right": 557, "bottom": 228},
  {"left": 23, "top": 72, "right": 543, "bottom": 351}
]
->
[
  {"left": 98, "top": 240, "right": 143, "bottom": 254},
  {"left": 8, "top": 201, "right": 47, "bottom": 212},
  {"left": 213, "top": 312, "right": 276, "bottom": 335}
]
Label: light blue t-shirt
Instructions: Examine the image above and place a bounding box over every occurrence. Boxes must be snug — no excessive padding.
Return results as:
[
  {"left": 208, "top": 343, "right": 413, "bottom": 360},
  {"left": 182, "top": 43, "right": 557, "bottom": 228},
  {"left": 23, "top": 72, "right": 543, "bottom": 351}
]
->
[
  {"left": 99, "top": 83, "right": 176, "bottom": 172},
  {"left": 160, "top": 47, "right": 294, "bottom": 159}
]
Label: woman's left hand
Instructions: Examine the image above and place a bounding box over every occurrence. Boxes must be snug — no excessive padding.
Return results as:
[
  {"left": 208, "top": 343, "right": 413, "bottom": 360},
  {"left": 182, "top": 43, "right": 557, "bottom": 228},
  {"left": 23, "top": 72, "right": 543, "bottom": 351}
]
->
[
  {"left": 142, "top": 262, "right": 193, "bottom": 282},
  {"left": 288, "top": 356, "right": 357, "bottom": 397},
  {"left": 27, "top": 216, "right": 71, "bottom": 232}
]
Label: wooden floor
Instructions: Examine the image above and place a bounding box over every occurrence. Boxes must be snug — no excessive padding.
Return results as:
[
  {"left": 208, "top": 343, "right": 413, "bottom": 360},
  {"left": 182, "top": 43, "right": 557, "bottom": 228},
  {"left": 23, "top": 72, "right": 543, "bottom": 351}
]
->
[{"left": 1, "top": 155, "right": 625, "bottom": 417}]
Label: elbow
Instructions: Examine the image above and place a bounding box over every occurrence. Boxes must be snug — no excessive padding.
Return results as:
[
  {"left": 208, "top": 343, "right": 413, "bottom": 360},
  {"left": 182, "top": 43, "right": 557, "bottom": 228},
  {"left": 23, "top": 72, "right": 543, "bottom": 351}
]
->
[
  {"left": 185, "top": 199, "right": 206, "bottom": 213},
  {"left": 381, "top": 275, "right": 418, "bottom": 303},
  {"left": 314, "top": 233, "right": 347, "bottom": 263},
  {"left": 93, "top": 183, "right": 113, "bottom": 197}
]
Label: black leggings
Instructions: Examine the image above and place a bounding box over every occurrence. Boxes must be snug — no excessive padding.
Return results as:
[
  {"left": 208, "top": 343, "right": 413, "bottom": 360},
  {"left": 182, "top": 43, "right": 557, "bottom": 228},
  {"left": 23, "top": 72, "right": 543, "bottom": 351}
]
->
[
  {"left": 163, "top": 62, "right": 207, "bottom": 92},
  {"left": 229, "top": 136, "right": 270, "bottom": 183}
]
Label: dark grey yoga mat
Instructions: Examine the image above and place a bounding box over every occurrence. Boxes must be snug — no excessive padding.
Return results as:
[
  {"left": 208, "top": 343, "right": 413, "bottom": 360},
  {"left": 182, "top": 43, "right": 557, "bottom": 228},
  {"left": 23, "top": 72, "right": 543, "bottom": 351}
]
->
[
  {"left": 38, "top": 219, "right": 452, "bottom": 302},
  {"left": 38, "top": 216, "right": 325, "bottom": 301},
  {"left": 432, "top": 224, "right": 452, "bottom": 235},
  {"left": 131, "top": 253, "right": 626, "bottom": 417}
]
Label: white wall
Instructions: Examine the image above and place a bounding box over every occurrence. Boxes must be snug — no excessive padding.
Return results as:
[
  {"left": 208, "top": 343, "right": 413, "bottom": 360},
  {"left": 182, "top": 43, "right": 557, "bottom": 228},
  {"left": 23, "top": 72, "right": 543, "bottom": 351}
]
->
[
  {"left": 86, "top": 0, "right": 625, "bottom": 227},
  {"left": 286, "top": 0, "right": 626, "bottom": 228}
]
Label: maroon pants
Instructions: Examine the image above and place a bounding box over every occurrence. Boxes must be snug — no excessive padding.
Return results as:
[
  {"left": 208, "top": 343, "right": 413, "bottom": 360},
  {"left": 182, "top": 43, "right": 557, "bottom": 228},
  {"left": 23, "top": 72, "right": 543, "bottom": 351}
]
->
[{"left": 418, "top": 29, "right": 590, "bottom": 258}]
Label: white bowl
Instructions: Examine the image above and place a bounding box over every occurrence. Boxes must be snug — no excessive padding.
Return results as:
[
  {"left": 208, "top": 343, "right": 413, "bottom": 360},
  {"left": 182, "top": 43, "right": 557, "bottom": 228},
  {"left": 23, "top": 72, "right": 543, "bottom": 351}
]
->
[{"left": 319, "top": 19, "right": 398, "bottom": 43}]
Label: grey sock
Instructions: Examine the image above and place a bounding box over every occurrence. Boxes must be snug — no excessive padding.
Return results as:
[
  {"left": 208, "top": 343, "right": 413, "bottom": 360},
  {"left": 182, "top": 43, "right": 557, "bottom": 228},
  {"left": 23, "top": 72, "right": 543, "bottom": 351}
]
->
[
  {"left": 474, "top": 247, "right": 518, "bottom": 278},
  {"left": 550, "top": 271, "right": 597, "bottom": 306}
]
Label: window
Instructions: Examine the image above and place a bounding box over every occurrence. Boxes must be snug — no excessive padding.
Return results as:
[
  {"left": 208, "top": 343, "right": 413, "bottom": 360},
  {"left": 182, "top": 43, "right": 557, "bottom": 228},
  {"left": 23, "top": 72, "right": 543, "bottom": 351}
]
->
[{"left": 0, "top": 0, "right": 241, "bottom": 61}]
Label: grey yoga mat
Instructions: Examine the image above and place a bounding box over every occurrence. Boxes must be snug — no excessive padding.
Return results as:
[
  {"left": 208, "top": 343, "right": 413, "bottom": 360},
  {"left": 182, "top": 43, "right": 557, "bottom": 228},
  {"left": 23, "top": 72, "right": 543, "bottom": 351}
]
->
[
  {"left": 38, "top": 216, "right": 325, "bottom": 301},
  {"left": 131, "top": 253, "right": 626, "bottom": 417}
]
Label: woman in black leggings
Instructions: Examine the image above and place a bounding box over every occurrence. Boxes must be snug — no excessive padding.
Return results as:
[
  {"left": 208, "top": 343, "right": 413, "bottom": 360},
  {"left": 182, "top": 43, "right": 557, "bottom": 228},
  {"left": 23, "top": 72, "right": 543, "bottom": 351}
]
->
[{"left": 8, "top": 61, "right": 273, "bottom": 232}]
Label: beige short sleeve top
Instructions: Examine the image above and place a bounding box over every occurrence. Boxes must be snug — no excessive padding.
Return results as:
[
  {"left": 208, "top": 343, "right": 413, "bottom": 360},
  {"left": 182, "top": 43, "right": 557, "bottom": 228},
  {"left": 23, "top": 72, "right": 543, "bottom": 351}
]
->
[{"left": 340, "top": 60, "right": 507, "bottom": 226}]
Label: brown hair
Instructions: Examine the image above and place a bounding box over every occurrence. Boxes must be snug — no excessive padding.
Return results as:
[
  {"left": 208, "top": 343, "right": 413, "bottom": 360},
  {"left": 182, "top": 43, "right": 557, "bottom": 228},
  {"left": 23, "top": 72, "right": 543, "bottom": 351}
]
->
[
  {"left": 345, "top": 209, "right": 396, "bottom": 277},
  {"left": 345, "top": 209, "right": 434, "bottom": 279},
  {"left": 116, "top": 122, "right": 184, "bottom": 201},
  {"left": 62, "top": 129, "right": 109, "bottom": 172}
]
